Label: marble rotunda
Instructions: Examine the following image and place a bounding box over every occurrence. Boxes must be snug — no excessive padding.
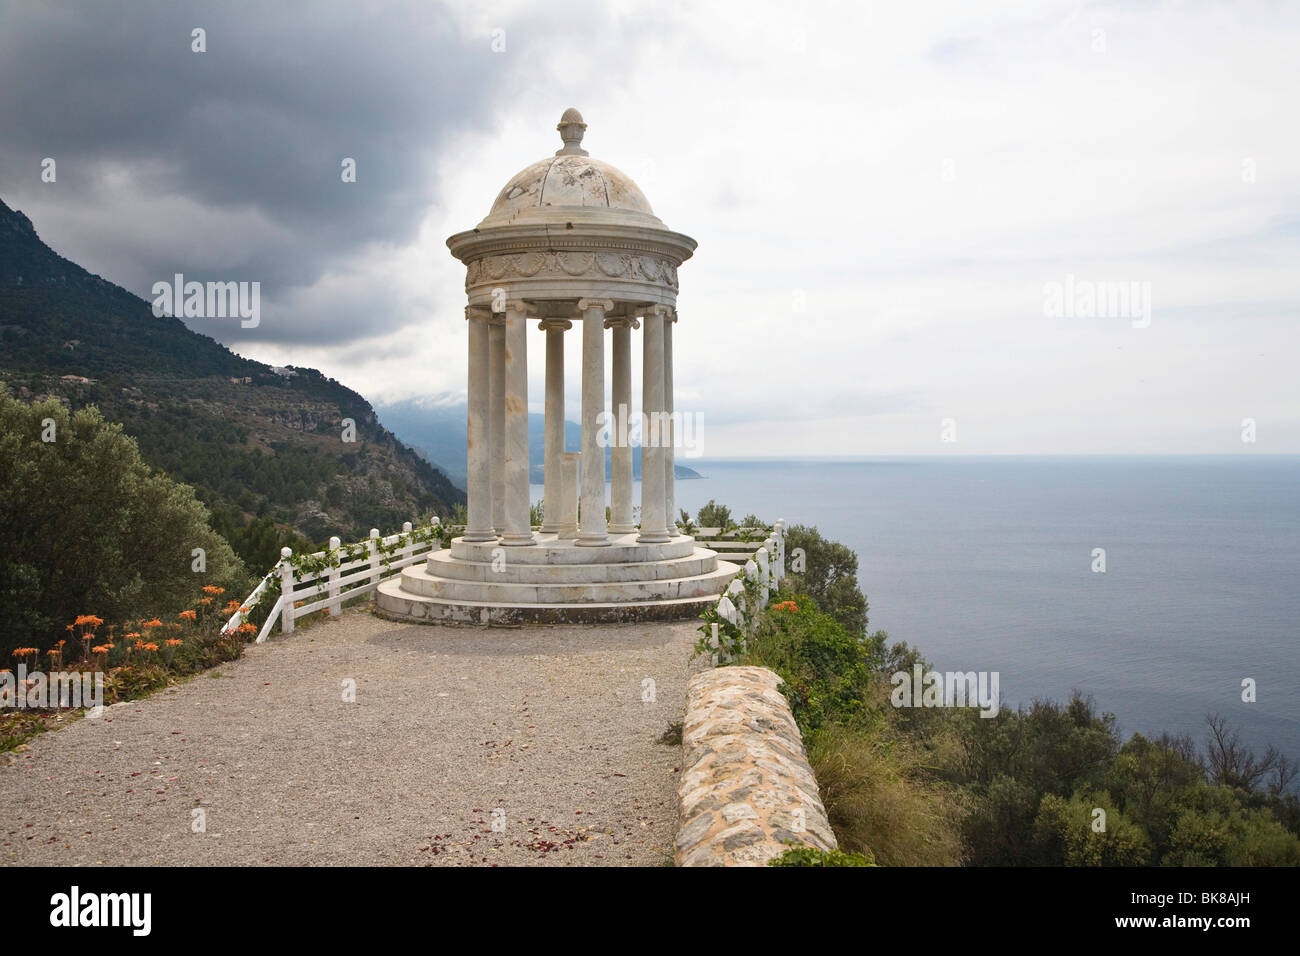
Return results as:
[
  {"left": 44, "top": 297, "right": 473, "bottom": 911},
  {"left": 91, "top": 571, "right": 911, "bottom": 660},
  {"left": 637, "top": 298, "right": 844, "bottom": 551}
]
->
[{"left": 377, "top": 109, "right": 739, "bottom": 624}]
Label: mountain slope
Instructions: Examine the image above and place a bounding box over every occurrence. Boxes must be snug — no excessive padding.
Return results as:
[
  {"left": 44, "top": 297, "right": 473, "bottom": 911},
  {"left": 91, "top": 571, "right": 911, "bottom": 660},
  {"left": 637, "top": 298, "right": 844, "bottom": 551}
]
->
[{"left": 0, "top": 197, "right": 464, "bottom": 552}]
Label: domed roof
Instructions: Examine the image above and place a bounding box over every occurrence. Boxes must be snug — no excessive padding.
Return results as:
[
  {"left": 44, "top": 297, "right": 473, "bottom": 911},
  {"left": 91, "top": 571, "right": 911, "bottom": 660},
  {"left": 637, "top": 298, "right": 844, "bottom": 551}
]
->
[{"left": 478, "top": 109, "right": 660, "bottom": 227}]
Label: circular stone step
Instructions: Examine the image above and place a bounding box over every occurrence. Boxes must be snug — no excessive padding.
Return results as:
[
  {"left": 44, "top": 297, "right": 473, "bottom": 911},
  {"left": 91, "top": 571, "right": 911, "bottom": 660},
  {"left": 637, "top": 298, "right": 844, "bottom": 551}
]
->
[
  {"left": 375, "top": 580, "right": 729, "bottom": 626},
  {"left": 449, "top": 531, "right": 697, "bottom": 565},
  {"left": 396, "top": 561, "right": 739, "bottom": 605},
  {"left": 424, "top": 547, "right": 719, "bottom": 584}
]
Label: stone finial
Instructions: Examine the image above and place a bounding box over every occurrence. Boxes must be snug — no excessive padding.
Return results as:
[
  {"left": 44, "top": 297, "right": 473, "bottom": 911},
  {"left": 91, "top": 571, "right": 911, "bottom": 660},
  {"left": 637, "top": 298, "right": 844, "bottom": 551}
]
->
[{"left": 556, "top": 108, "right": 589, "bottom": 156}]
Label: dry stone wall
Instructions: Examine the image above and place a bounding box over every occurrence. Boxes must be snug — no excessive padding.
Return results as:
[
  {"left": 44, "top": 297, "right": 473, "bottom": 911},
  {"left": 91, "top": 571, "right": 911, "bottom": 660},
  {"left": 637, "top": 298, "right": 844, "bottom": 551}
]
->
[{"left": 675, "top": 666, "right": 837, "bottom": 866}]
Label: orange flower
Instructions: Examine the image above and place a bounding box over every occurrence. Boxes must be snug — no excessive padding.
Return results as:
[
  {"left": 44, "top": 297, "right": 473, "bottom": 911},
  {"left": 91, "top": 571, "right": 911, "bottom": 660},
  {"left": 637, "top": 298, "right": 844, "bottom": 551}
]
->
[
  {"left": 142, "top": 643, "right": 159, "bottom": 652},
  {"left": 123, "top": 632, "right": 141, "bottom": 640},
  {"left": 91, "top": 645, "right": 109, "bottom": 654},
  {"left": 74, "top": 614, "right": 104, "bottom": 627},
  {"left": 179, "top": 609, "right": 197, "bottom": 621},
  {"left": 224, "top": 600, "right": 242, "bottom": 614},
  {"left": 142, "top": 619, "right": 163, "bottom": 628},
  {"left": 165, "top": 638, "right": 183, "bottom": 647},
  {"left": 202, "top": 585, "right": 226, "bottom": 596},
  {"left": 198, "top": 597, "right": 213, "bottom": 606},
  {"left": 237, "top": 622, "right": 257, "bottom": 636},
  {"left": 774, "top": 601, "right": 798, "bottom": 612}
]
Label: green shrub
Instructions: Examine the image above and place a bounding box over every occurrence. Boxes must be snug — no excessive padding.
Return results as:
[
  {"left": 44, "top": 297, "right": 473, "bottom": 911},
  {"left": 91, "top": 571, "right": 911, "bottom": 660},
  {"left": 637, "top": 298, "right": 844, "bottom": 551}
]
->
[
  {"left": 768, "top": 845, "right": 876, "bottom": 867},
  {"left": 0, "top": 390, "right": 249, "bottom": 656},
  {"left": 696, "top": 499, "right": 732, "bottom": 530},
  {"left": 1031, "top": 791, "right": 1153, "bottom": 866},
  {"left": 735, "top": 593, "right": 880, "bottom": 733},
  {"left": 781, "top": 524, "right": 868, "bottom": 638}
]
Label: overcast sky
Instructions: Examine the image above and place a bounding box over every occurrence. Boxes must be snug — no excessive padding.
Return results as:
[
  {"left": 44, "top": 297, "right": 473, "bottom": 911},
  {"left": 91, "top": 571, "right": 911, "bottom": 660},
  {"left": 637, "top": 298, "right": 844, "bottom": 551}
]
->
[{"left": 3, "top": 0, "right": 1297, "bottom": 455}]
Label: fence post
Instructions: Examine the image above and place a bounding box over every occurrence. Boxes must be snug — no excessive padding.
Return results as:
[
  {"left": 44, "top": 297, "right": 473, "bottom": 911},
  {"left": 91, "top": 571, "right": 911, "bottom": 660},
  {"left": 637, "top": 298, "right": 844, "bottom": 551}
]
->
[
  {"left": 429, "top": 516, "right": 441, "bottom": 553},
  {"left": 327, "top": 536, "right": 342, "bottom": 617},
  {"left": 774, "top": 518, "right": 786, "bottom": 583},
  {"left": 279, "top": 548, "right": 295, "bottom": 635},
  {"left": 368, "top": 529, "right": 381, "bottom": 600}
]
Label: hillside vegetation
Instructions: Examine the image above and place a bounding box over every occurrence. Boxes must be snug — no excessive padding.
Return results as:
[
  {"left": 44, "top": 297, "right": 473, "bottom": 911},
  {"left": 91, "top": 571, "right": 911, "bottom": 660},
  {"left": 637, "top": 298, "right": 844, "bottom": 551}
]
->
[
  {"left": 0, "top": 197, "right": 464, "bottom": 570},
  {"left": 0, "top": 391, "right": 247, "bottom": 657},
  {"left": 703, "top": 508, "right": 1300, "bottom": 867}
]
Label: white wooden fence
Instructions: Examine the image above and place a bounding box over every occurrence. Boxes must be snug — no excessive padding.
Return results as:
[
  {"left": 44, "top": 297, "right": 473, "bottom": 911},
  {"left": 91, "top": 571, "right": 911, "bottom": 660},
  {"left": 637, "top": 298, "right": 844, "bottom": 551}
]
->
[
  {"left": 220, "top": 519, "right": 441, "bottom": 644},
  {"left": 709, "top": 518, "right": 786, "bottom": 663}
]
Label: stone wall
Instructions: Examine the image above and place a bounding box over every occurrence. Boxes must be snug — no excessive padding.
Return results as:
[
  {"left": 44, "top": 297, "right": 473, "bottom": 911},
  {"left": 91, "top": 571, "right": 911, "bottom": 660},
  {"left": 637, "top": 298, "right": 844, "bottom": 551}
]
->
[{"left": 675, "top": 666, "right": 837, "bottom": 866}]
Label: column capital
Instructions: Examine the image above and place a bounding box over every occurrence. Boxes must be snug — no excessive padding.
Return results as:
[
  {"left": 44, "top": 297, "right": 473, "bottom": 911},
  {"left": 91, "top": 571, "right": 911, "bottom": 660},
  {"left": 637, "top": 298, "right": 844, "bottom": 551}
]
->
[
  {"left": 538, "top": 318, "right": 573, "bottom": 332},
  {"left": 465, "top": 304, "right": 492, "bottom": 322},
  {"left": 640, "top": 303, "right": 671, "bottom": 319},
  {"left": 501, "top": 298, "right": 531, "bottom": 318},
  {"left": 604, "top": 315, "right": 640, "bottom": 330},
  {"left": 577, "top": 297, "right": 615, "bottom": 314}
]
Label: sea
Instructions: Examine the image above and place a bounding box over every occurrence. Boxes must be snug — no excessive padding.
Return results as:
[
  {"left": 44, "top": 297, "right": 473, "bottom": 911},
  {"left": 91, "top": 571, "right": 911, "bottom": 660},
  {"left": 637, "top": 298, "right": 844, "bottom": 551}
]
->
[{"left": 537, "top": 455, "right": 1300, "bottom": 758}]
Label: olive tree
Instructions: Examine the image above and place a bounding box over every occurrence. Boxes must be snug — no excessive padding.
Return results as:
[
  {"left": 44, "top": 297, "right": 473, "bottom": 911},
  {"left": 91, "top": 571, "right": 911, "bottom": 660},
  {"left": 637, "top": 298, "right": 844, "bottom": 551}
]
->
[{"left": 0, "top": 390, "right": 247, "bottom": 656}]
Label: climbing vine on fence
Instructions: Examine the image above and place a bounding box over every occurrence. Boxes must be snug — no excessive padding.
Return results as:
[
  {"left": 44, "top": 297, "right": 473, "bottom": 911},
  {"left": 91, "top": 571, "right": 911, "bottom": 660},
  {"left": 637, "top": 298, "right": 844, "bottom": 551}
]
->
[
  {"left": 283, "top": 523, "right": 444, "bottom": 579},
  {"left": 696, "top": 522, "right": 785, "bottom": 665},
  {"left": 696, "top": 544, "right": 774, "bottom": 661}
]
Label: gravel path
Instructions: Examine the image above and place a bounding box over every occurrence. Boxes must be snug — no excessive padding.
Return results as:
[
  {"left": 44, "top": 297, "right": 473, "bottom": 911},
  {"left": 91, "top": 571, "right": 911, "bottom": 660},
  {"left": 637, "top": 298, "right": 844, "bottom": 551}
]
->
[{"left": 0, "top": 610, "right": 703, "bottom": 866}]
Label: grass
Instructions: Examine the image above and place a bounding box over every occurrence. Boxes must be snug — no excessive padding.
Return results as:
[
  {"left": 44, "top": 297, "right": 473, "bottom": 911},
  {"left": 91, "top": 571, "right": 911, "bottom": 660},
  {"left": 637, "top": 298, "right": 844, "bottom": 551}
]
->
[
  {"left": 1, "top": 709, "right": 75, "bottom": 754},
  {"left": 806, "top": 722, "right": 965, "bottom": 866},
  {"left": 656, "top": 721, "right": 683, "bottom": 746}
]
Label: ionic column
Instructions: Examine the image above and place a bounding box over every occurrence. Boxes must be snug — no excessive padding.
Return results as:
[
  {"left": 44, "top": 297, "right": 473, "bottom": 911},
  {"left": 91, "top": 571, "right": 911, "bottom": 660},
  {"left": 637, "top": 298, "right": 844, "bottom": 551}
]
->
[
  {"left": 559, "top": 451, "right": 580, "bottom": 539},
  {"left": 606, "top": 312, "right": 639, "bottom": 534},
  {"left": 500, "top": 299, "right": 535, "bottom": 546},
  {"left": 488, "top": 314, "right": 506, "bottom": 537},
  {"left": 638, "top": 304, "right": 671, "bottom": 543},
  {"left": 664, "top": 309, "right": 679, "bottom": 535},
  {"left": 463, "top": 306, "right": 496, "bottom": 542},
  {"left": 538, "top": 317, "right": 571, "bottom": 534},
  {"left": 576, "top": 297, "right": 613, "bottom": 547}
]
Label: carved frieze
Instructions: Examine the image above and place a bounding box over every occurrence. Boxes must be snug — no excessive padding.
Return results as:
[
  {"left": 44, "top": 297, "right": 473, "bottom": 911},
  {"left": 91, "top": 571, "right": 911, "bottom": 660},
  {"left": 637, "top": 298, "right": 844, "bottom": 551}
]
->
[{"left": 465, "top": 250, "right": 679, "bottom": 291}]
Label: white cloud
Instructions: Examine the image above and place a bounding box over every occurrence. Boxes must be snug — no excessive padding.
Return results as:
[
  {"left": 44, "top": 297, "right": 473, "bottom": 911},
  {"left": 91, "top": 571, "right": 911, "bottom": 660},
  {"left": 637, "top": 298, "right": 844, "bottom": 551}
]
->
[{"left": 23, "top": 0, "right": 1300, "bottom": 454}]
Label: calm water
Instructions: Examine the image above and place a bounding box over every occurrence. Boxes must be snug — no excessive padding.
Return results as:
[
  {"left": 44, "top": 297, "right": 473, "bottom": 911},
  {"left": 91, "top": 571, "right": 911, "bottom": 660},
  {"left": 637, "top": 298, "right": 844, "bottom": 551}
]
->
[{"left": 539, "top": 456, "right": 1300, "bottom": 756}]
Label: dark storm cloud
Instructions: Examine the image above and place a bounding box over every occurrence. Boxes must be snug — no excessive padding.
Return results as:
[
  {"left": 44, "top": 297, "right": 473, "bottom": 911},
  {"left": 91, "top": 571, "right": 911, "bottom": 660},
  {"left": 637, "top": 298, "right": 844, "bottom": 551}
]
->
[{"left": 0, "top": 0, "right": 653, "bottom": 346}]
